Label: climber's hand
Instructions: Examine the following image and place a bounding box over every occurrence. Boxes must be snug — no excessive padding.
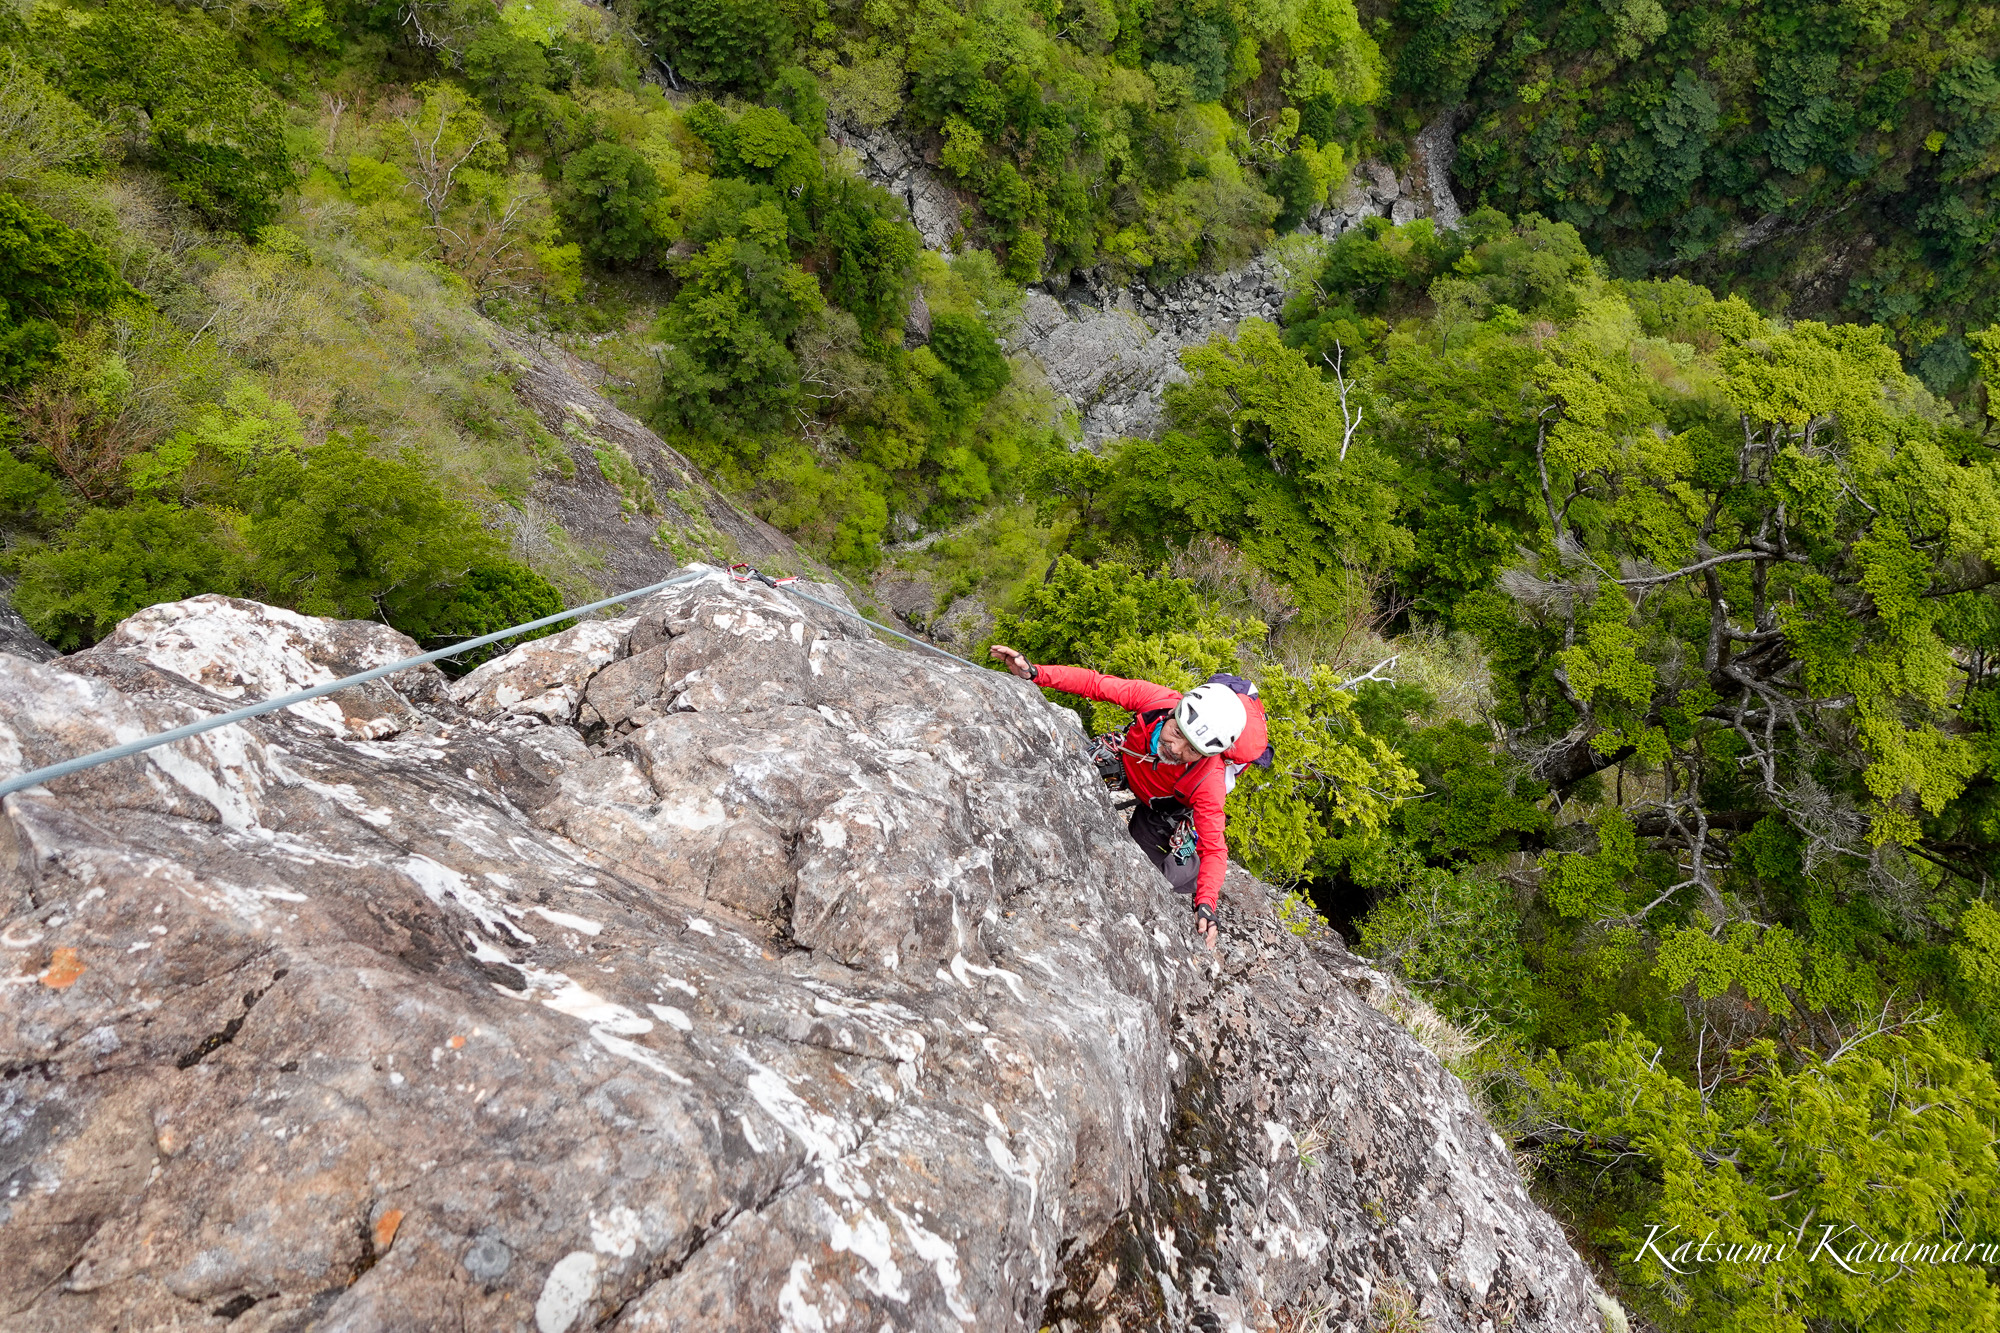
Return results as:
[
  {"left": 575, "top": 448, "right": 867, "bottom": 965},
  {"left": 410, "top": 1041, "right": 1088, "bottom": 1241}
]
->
[
  {"left": 988, "top": 644, "right": 1038, "bottom": 680},
  {"left": 1194, "top": 902, "right": 1218, "bottom": 951}
]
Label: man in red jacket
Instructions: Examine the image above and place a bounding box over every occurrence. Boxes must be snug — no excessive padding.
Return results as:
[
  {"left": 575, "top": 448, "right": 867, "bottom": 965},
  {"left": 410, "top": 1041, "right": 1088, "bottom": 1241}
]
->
[{"left": 989, "top": 644, "right": 1264, "bottom": 950}]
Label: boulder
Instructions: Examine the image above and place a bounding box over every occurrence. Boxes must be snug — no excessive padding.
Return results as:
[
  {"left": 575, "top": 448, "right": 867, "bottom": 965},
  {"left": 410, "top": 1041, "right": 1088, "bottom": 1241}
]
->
[
  {"left": 902, "top": 287, "right": 932, "bottom": 346},
  {"left": 0, "top": 571, "right": 1609, "bottom": 1331},
  {"left": 868, "top": 569, "right": 941, "bottom": 636},
  {"left": 0, "top": 579, "right": 56, "bottom": 664}
]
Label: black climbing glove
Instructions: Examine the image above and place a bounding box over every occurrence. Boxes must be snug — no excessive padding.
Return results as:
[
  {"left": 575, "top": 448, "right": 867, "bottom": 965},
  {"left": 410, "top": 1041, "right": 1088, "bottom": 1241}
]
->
[
  {"left": 1194, "top": 903, "right": 1217, "bottom": 931},
  {"left": 989, "top": 645, "right": 1039, "bottom": 680}
]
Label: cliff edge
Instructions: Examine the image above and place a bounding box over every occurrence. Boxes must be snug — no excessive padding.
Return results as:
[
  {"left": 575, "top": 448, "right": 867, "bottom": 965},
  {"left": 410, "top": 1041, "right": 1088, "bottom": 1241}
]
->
[{"left": 0, "top": 571, "right": 1605, "bottom": 1331}]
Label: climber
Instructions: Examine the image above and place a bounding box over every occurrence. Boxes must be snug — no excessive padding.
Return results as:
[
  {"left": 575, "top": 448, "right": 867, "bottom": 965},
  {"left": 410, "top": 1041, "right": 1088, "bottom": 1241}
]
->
[{"left": 988, "top": 644, "right": 1268, "bottom": 951}]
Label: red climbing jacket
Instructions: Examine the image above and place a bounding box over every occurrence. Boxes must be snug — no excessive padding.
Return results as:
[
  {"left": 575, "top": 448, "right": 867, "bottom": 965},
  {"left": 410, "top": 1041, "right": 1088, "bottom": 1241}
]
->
[{"left": 1033, "top": 665, "right": 1268, "bottom": 914}]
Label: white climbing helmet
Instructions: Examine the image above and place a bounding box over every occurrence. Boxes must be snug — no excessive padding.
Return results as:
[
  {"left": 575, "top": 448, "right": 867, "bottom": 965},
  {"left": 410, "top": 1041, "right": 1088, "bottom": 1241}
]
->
[{"left": 1174, "top": 683, "right": 1248, "bottom": 756}]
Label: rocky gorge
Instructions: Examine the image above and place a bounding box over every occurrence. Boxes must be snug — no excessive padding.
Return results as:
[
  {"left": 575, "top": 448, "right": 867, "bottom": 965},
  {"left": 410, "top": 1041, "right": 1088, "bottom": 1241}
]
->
[
  {"left": 0, "top": 570, "right": 1612, "bottom": 1331},
  {"left": 836, "top": 112, "right": 1464, "bottom": 447}
]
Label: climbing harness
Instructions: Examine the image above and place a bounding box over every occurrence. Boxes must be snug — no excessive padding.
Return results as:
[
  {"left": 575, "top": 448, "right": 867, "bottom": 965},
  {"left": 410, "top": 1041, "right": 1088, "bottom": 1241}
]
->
[
  {"left": 0, "top": 565, "right": 1030, "bottom": 801},
  {"left": 1086, "top": 731, "right": 1129, "bottom": 787},
  {"left": 1165, "top": 810, "right": 1199, "bottom": 865}
]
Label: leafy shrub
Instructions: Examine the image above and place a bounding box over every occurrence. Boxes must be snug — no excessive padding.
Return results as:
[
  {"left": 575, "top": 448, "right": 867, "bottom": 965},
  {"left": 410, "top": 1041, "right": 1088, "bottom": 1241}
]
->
[
  {"left": 241, "top": 433, "right": 503, "bottom": 633},
  {"left": 0, "top": 450, "right": 65, "bottom": 527},
  {"left": 0, "top": 196, "right": 129, "bottom": 390},
  {"left": 14, "top": 501, "right": 245, "bottom": 650},
  {"left": 34, "top": 0, "right": 292, "bottom": 234},
  {"left": 1359, "top": 854, "right": 1535, "bottom": 1027},
  {"left": 422, "top": 562, "right": 570, "bottom": 670},
  {"left": 989, "top": 555, "right": 1208, "bottom": 670}
]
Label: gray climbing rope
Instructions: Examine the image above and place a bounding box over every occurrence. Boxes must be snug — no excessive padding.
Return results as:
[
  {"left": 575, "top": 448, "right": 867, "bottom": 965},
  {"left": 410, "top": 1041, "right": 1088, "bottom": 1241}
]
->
[
  {"left": 0, "top": 569, "right": 707, "bottom": 800},
  {"left": 0, "top": 564, "right": 1021, "bottom": 802},
  {"left": 728, "top": 565, "right": 994, "bottom": 672}
]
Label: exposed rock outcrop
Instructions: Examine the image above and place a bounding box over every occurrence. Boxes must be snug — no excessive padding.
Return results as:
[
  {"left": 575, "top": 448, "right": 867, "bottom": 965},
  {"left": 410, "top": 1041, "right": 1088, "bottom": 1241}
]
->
[
  {"left": 1011, "top": 151, "right": 1468, "bottom": 446},
  {"left": 0, "top": 575, "right": 1606, "bottom": 1331},
  {"left": 1413, "top": 106, "right": 1468, "bottom": 233},
  {"left": 826, "top": 115, "right": 1471, "bottom": 451},
  {"left": 1008, "top": 258, "right": 1291, "bottom": 446},
  {"left": 829, "top": 121, "right": 963, "bottom": 252},
  {"left": 864, "top": 567, "right": 993, "bottom": 649},
  {"left": 496, "top": 332, "right": 804, "bottom": 595},
  {"left": 0, "top": 580, "right": 55, "bottom": 665}
]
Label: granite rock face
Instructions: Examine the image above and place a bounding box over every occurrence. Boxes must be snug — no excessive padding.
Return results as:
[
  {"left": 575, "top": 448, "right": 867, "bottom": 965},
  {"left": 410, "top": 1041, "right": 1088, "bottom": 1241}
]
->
[
  {"left": 1009, "top": 260, "right": 1292, "bottom": 447},
  {"left": 828, "top": 121, "right": 963, "bottom": 252},
  {"left": 0, "top": 583, "right": 55, "bottom": 665},
  {"left": 824, "top": 116, "right": 1472, "bottom": 451},
  {"left": 497, "top": 331, "right": 802, "bottom": 596},
  {"left": 1043, "top": 869, "right": 1600, "bottom": 1332},
  {"left": 0, "top": 574, "right": 1605, "bottom": 1332}
]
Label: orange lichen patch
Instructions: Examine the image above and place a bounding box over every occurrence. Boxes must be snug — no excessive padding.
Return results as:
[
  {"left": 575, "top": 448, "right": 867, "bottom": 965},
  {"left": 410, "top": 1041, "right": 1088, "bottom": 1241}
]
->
[
  {"left": 39, "top": 947, "right": 85, "bottom": 989},
  {"left": 448, "top": 1035, "right": 465, "bottom": 1049},
  {"left": 374, "top": 1209, "right": 405, "bottom": 1251}
]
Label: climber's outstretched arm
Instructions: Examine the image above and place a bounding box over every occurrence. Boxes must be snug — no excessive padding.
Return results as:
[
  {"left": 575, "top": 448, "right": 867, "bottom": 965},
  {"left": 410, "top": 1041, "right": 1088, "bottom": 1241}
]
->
[{"left": 988, "top": 647, "right": 1181, "bottom": 714}]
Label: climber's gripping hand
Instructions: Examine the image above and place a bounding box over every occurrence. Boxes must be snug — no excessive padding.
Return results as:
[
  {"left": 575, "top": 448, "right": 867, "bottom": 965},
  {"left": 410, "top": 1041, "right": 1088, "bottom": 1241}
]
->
[
  {"left": 988, "top": 644, "right": 1039, "bottom": 681},
  {"left": 1194, "top": 902, "right": 1218, "bottom": 951}
]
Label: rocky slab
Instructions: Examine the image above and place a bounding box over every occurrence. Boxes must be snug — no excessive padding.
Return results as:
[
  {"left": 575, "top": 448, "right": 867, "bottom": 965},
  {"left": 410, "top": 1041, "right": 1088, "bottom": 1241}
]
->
[{"left": 0, "top": 573, "right": 1606, "bottom": 1331}]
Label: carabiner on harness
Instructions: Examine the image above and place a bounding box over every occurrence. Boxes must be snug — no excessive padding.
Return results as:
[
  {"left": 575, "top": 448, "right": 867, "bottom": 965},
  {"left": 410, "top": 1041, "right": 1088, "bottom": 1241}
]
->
[{"left": 1087, "top": 731, "right": 1128, "bottom": 788}]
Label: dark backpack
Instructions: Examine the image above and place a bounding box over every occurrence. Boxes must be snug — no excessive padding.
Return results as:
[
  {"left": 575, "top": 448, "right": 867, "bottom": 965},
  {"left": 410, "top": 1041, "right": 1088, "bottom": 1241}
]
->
[{"left": 1204, "top": 672, "right": 1275, "bottom": 780}]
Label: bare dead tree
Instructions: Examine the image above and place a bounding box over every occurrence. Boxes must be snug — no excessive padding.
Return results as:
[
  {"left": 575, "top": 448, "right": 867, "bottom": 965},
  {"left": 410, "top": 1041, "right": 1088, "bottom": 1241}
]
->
[
  {"left": 1321, "top": 343, "right": 1363, "bottom": 461},
  {"left": 401, "top": 98, "right": 490, "bottom": 230},
  {"left": 321, "top": 92, "right": 349, "bottom": 156}
]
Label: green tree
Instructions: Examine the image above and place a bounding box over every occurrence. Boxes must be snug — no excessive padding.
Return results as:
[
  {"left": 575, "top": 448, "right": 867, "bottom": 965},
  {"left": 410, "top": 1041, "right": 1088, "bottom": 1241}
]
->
[
  {"left": 464, "top": 25, "right": 553, "bottom": 124},
  {"left": 653, "top": 206, "right": 824, "bottom": 443},
  {"left": 0, "top": 196, "right": 130, "bottom": 390},
  {"left": 241, "top": 433, "right": 504, "bottom": 633},
  {"left": 1097, "top": 319, "right": 1409, "bottom": 616},
  {"left": 928, "top": 312, "right": 1010, "bottom": 400},
  {"left": 13, "top": 501, "right": 245, "bottom": 650},
  {"left": 0, "top": 50, "right": 104, "bottom": 185},
  {"left": 1227, "top": 661, "right": 1423, "bottom": 878},
  {"left": 638, "top": 0, "right": 791, "bottom": 89},
  {"left": 1359, "top": 853, "right": 1536, "bottom": 1027},
  {"left": 1520, "top": 1018, "right": 2000, "bottom": 1332},
  {"left": 34, "top": 0, "right": 292, "bottom": 234},
  {"left": 557, "top": 141, "right": 661, "bottom": 266}
]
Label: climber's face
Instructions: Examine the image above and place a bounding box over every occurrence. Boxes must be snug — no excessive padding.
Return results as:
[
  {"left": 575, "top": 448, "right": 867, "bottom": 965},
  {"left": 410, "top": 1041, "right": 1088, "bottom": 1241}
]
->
[{"left": 1157, "top": 719, "right": 1201, "bottom": 765}]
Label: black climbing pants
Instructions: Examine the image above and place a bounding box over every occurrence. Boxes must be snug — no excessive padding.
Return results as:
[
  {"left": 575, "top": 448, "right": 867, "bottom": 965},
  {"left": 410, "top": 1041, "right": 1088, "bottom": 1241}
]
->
[{"left": 1127, "top": 801, "right": 1199, "bottom": 895}]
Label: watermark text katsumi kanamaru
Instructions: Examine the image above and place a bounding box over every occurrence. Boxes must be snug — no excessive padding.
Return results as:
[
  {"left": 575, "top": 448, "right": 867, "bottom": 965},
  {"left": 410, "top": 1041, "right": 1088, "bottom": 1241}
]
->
[{"left": 1636, "top": 1224, "right": 2000, "bottom": 1276}]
